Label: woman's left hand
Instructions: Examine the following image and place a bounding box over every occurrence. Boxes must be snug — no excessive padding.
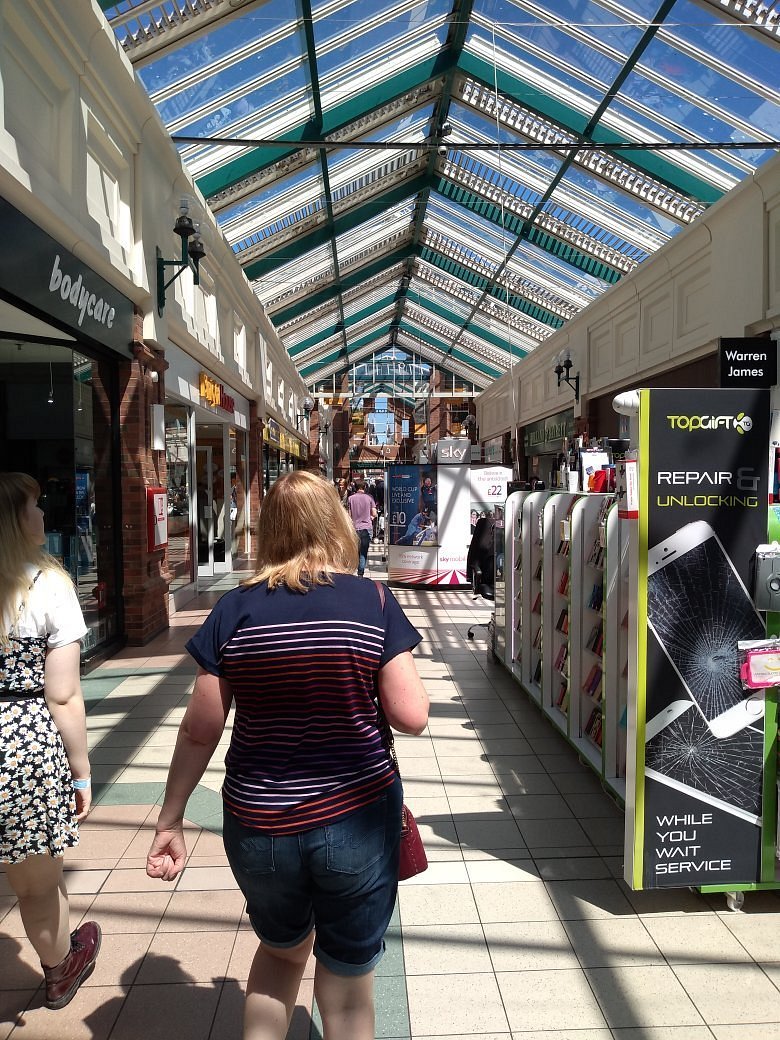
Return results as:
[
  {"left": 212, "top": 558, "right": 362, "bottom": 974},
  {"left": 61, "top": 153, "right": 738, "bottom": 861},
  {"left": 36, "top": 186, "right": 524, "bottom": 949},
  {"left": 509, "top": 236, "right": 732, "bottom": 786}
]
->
[
  {"left": 146, "top": 826, "right": 187, "bottom": 881},
  {"left": 74, "top": 785, "right": 92, "bottom": 821}
]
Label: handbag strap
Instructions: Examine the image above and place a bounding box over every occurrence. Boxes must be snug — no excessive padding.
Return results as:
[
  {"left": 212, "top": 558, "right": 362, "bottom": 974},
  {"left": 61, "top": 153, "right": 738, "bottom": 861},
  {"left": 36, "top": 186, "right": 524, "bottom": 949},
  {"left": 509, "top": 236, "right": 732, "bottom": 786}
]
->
[{"left": 373, "top": 580, "right": 401, "bottom": 778}]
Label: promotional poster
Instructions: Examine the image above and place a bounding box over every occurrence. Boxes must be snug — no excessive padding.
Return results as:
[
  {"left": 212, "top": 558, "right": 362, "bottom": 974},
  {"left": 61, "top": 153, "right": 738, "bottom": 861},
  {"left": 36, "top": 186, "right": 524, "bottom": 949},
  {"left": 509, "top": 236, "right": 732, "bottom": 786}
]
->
[
  {"left": 387, "top": 466, "right": 438, "bottom": 547},
  {"left": 469, "top": 465, "right": 513, "bottom": 532},
  {"left": 436, "top": 461, "right": 471, "bottom": 584},
  {"left": 633, "top": 388, "right": 770, "bottom": 889}
]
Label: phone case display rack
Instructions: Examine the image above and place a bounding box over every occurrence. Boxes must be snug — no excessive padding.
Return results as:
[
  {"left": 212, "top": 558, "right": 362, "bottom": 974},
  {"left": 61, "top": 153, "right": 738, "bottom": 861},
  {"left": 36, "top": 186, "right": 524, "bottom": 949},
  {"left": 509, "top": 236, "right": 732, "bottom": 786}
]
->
[{"left": 503, "top": 490, "right": 629, "bottom": 803}]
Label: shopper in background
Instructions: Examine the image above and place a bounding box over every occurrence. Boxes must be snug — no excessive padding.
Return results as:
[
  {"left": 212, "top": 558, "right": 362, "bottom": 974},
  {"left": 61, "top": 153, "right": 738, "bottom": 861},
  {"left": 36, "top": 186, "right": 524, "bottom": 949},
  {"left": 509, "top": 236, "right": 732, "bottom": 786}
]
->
[
  {"left": 146, "top": 470, "right": 429, "bottom": 1040},
  {"left": 0, "top": 472, "right": 101, "bottom": 1011},
  {"left": 370, "top": 478, "right": 385, "bottom": 542},
  {"left": 347, "top": 479, "right": 377, "bottom": 578}
]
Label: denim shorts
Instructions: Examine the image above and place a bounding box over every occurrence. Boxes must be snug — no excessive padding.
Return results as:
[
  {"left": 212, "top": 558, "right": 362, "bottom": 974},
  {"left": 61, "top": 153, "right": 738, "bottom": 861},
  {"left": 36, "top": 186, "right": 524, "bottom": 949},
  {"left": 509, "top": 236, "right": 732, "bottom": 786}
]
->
[{"left": 222, "top": 775, "right": 402, "bottom": 976}]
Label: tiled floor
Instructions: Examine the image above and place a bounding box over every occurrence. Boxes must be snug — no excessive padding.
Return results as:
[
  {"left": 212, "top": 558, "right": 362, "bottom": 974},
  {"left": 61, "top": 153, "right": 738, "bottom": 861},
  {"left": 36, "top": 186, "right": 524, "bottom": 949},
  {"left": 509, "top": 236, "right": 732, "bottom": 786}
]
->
[{"left": 2, "top": 548, "right": 780, "bottom": 1038}]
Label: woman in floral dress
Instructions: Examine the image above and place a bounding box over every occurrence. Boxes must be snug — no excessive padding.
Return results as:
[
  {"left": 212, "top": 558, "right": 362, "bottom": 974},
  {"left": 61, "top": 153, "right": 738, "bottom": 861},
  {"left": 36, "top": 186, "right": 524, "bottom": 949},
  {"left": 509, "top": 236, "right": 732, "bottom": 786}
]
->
[{"left": 0, "top": 473, "right": 100, "bottom": 1010}]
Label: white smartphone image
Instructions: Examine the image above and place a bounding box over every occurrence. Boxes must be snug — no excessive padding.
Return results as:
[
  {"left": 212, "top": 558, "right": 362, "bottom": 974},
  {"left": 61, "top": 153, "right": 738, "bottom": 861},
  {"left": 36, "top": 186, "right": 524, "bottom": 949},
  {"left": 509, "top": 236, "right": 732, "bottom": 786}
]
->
[
  {"left": 644, "top": 700, "right": 694, "bottom": 743},
  {"left": 646, "top": 520, "right": 765, "bottom": 738},
  {"left": 644, "top": 700, "right": 763, "bottom": 825}
]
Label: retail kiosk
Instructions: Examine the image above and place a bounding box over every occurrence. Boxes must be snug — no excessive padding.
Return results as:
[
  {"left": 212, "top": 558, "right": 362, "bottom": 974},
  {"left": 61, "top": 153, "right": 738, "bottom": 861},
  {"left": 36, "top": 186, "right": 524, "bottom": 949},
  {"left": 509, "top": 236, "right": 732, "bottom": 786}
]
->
[{"left": 499, "top": 387, "right": 780, "bottom": 908}]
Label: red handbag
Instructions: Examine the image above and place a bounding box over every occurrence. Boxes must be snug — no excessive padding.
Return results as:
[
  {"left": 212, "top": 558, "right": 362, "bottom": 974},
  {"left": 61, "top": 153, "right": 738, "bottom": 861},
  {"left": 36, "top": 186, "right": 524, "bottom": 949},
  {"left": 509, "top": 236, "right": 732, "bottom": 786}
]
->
[{"left": 399, "top": 803, "right": 428, "bottom": 880}]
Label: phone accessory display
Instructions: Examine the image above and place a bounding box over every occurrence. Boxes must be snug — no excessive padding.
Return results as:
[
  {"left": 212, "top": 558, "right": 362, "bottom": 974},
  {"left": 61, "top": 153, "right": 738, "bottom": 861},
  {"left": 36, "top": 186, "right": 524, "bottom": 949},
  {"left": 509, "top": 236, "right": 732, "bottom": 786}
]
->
[
  {"left": 754, "top": 543, "right": 780, "bottom": 612},
  {"left": 738, "top": 638, "right": 780, "bottom": 689}
]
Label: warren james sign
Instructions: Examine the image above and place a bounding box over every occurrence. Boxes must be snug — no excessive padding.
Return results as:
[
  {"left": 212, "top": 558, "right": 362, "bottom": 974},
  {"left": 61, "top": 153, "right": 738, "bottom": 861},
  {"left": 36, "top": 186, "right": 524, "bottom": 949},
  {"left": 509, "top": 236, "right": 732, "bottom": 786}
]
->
[{"left": 719, "top": 338, "right": 777, "bottom": 388}]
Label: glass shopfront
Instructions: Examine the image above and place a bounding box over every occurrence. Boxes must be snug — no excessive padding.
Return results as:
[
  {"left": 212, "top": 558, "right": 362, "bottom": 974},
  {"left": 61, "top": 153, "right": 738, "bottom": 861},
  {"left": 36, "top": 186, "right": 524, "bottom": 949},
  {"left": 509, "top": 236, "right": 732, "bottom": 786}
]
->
[
  {"left": 165, "top": 405, "right": 194, "bottom": 591},
  {"left": 229, "top": 428, "right": 249, "bottom": 563},
  {"left": 164, "top": 353, "right": 251, "bottom": 589},
  {"left": 0, "top": 339, "right": 120, "bottom": 656}
]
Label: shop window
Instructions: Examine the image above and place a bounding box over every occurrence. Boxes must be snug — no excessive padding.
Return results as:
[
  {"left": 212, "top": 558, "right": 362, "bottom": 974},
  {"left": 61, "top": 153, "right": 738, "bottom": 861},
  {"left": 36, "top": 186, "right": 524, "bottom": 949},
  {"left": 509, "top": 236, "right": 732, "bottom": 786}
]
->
[
  {"left": 165, "top": 405, "right": 193, "bottom": 590},
  {"left": 0, "top": 343, "right": 120, "bottom": 659}
]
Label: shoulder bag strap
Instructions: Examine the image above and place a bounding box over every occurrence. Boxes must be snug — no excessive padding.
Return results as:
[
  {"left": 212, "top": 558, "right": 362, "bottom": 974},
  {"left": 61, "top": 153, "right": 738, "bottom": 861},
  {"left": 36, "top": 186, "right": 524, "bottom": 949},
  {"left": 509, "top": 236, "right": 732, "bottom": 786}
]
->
[
  {"left": 7, "top": 570, "right": 43, "bottom": 638},
  {"left": 373, "top": 580, "right": 399, "bottom": 775}
]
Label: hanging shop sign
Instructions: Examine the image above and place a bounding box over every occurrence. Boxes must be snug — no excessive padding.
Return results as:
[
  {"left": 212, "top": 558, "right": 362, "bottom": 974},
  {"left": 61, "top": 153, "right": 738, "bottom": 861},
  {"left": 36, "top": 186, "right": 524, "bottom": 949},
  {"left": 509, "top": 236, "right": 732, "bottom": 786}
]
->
[
  {"left": 0, "top": 195, "right": 133, "bottom": 355},
  {"left": 719, "top": 337, "right": 776, "bottom": 389},
  {"left": 627, "top": 387, "right": 772, "bottom": 890},
  {"left": 523, "top": 409, "right": 575, "bottom": 455},
  {"left": 264, "top": 418, "right": 281, "bottom": 447},
  {"left": 199, "top": 372, "right": 235, "bottom": 414}
]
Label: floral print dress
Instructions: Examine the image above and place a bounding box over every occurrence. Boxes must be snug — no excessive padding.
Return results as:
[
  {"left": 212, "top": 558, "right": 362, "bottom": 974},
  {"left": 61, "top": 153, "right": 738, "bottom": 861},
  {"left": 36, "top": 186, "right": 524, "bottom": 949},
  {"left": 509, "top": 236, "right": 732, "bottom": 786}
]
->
[{"left": 0, "top": 575, "right": 79, "bottom": 864}]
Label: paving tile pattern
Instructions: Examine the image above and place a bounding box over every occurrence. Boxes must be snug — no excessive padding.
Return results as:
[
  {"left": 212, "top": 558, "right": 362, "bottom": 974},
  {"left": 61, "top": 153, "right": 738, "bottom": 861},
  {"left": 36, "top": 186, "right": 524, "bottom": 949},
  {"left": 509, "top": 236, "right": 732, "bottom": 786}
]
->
[{"left": 2, "top": 557, "right": 780, "bottom": 1038}]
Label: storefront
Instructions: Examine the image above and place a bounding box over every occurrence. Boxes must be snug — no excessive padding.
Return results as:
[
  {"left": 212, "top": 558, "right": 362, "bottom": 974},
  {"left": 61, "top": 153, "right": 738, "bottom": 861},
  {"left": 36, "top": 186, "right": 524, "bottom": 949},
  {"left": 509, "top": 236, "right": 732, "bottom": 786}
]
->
[
  {"left": 163, "top": 342, "right": 250, "bottom": 602},
  {"left": 522, "top": 408, "right": 575, "bottom": 486},
  {"left": 0, "top": 195, "right": 134, "bottom": 664}
]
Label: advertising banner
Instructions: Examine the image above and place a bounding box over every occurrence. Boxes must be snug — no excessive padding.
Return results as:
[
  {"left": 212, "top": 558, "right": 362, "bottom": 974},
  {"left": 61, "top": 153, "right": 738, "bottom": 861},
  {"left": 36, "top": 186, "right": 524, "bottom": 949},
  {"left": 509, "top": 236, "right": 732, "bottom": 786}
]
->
[
  {"left": 436, "top": 463, "right": 470, "bottom": 584},
  {"left": 632, "top": 388, "right": 770, "bottom": 889},
  {"left": 469, "top": 465, "right": 513, "bottom": 533},
  {"left": 387, "top": 546, "right": 438, "bottom": 584},
  {"left": 387, "top": 465, "right": 438, "bottom": 547}
]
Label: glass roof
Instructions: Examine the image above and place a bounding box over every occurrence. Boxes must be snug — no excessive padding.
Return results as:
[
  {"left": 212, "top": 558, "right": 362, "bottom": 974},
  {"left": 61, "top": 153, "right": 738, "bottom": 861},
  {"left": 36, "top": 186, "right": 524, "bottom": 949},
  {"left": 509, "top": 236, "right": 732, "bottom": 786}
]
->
[{"left": 100, "top": 0, "right": 780, "bottom": 391}]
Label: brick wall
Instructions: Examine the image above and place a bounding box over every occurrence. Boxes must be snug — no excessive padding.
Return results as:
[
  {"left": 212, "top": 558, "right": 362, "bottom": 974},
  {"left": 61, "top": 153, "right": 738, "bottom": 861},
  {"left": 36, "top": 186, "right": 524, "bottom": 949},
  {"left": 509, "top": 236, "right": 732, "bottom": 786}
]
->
[{"left": 119, "top": 317, "right": 170, "bottom": 644}]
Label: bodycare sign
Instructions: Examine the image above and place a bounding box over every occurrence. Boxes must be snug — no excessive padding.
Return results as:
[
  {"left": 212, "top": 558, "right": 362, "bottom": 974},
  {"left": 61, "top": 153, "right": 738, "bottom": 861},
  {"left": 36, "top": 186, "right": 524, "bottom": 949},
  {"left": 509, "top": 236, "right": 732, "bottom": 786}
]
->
[{"left": 0, "top": 195, "right": 133, "bottom": 355}]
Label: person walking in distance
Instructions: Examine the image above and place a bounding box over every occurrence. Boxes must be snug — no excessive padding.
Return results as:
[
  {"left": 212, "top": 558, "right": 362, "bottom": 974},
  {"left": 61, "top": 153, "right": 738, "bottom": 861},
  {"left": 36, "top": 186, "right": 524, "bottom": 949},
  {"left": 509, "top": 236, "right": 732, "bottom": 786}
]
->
[
  {"left": 347, "top": 479, "right": 377, "bottom": 578},
  {"left": 146, "top": 471, "right": 429, "bottom": 1040},
  {"left": 0, "top": 472, "right": 101, "bottom": 1010}
]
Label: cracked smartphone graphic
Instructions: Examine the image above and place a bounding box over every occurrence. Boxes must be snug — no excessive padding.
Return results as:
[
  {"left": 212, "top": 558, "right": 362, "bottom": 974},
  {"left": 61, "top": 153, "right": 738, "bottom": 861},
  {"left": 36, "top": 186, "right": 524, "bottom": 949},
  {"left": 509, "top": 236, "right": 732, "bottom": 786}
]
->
[
  {"left": 646, "top": 520, "right": 765, "bottom": 739},
  {"left": 645, "top": 701, "right": 763, "bottom": 824}
]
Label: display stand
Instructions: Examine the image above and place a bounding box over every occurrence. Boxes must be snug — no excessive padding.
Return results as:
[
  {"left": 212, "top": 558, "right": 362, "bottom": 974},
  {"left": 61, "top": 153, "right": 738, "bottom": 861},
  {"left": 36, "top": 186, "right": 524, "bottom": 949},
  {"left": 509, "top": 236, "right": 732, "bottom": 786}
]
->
[
  {"left": 602, "top": 500, "right": 630, "bottom": 802},
  {"left": 568, "top": 494, "right": 612, "bottom": 775},
  {"left": 541, "top": 493, "right": 578, "bottom": 733},
  {"left": 520, "top": 490, "right": 549, "bottom": 704},
  {"left": 623, "top": 387, "right": 779, "bottom": 899},
  {"left": 503, "top": 489, "right": 630, "bottom": 801},
  {"left": 503, "top": 491, "right": 527, "bottom": 672}
]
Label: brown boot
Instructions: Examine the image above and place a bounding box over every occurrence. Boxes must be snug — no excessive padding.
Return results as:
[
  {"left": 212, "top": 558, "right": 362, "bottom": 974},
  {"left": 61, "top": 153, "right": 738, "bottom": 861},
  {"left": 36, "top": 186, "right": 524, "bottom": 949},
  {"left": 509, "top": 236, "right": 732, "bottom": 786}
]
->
[{"left": 42, "top": 921, "right": 102, "bottom": 1010}]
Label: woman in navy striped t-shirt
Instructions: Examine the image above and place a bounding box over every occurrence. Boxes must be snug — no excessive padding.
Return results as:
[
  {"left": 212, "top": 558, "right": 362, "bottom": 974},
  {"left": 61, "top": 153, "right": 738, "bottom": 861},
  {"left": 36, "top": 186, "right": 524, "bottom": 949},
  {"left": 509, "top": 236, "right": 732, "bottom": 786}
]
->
[{"left": 146, "top": 470, "right": 429, "bottom": 1040}]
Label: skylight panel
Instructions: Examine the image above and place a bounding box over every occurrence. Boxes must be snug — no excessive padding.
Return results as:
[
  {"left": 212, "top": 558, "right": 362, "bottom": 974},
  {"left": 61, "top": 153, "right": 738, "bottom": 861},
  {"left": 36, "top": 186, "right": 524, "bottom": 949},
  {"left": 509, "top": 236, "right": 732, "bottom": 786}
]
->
[{"left": 312, "top": 0, "right": 451, "bottom": 78}]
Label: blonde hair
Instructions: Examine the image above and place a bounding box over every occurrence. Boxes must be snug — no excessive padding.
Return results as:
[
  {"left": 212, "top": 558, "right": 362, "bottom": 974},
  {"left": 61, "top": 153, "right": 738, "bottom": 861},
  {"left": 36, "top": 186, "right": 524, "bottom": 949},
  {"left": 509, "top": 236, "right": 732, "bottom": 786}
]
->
[
  {"left": 244, "top": 470, "right": 358, "bottom": 592},
  {"left": 0, "top": 472, "right": 66, "bottom": 643}
]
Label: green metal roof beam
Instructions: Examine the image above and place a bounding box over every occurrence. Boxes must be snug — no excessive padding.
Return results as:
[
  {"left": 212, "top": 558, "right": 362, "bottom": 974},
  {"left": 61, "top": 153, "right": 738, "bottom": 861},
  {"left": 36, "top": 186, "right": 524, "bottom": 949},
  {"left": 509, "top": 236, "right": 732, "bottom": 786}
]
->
[
  {"left": 410, "top": 292, "right": 530, "bottom": 358},
  {"left": 300, "top": 328, "right": 394, "bottom": 377},
  {"left": 243, "top": 175, "right": 429, "bottom": 279},
  {"left": 432, "top": 174, "right": 623, "bottom": 283},
  {"left": 197, "top": 56, "right": 450, "bottom": 200},
  {"left": 438, "top": 1, "right": 679, "bottom": 368},
  {"left": 272, "top": 245, "right": 417, "bottom": 325},
  {"left": 398, "top": 321, "right": 502, "bottom": 378},
  {"left": 288, "top": 293, "right": 398, "bottom": 356},
  {"left": 418, "top": 245, "right": 565, "bottom": 328},
  {"left": 458, "top": 51, "right": 722, "bottom": 206}
]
